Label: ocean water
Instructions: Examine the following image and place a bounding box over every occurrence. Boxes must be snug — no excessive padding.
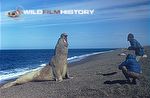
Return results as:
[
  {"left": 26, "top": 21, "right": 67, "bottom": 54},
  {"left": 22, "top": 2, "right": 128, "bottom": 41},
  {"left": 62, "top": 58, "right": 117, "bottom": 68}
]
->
[{"left": 0, "top": 49, "right": 114, "bottom": 83}]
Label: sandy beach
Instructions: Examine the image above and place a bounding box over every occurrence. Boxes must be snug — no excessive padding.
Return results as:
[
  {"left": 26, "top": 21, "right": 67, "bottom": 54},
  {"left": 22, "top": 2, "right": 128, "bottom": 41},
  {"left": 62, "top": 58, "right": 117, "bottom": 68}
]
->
[{"left": 0, "top": 47, "right": 150, "bottom": 98}]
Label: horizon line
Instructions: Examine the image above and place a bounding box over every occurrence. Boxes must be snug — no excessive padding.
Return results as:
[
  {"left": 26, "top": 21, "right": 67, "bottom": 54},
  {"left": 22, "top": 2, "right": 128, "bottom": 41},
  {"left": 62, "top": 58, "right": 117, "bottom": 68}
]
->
[{"left": 0, "top": 48, "right": 118, "bottom": 50}]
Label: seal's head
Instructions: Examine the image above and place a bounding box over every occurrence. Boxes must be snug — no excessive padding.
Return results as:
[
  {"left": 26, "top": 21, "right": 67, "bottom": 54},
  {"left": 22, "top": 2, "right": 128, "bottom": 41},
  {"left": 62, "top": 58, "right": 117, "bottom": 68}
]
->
[
  {"left": 127, "top": 33, "right": 134, "bottom": 41},
  {"left": 61, "top": 33, "right": 67, "bottom": 38},
  {"left": 61, "top": 33, "right": 68, "bottom": 47}
]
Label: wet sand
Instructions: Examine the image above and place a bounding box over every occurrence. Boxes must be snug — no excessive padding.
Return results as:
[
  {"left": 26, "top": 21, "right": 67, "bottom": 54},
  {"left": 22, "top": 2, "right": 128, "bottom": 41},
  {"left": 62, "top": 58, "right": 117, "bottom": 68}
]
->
[{"left": 0, "top": 47, "right": 150, "bottom": 98}]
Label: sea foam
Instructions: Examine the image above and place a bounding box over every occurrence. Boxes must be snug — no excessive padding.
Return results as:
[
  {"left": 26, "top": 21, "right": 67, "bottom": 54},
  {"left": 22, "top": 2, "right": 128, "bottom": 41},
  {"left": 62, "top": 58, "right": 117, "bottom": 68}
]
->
[{"left": 0, "top": 50, "right": 112, "bottom": 83}]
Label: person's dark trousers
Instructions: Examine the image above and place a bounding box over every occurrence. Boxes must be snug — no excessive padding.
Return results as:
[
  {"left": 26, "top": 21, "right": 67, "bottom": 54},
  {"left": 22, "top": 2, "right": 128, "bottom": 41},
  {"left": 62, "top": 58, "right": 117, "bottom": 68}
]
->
[
  {"left": 121, "top": 66, "right": 131, "bottom": 82},
  {"left": 121, "top": 66, "right": 140, "bottom": 84}
]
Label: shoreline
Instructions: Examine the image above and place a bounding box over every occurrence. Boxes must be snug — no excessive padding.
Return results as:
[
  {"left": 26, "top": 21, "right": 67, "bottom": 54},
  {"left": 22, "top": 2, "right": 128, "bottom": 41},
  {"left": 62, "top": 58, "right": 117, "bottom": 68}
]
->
[
  {"left": 0, "top": 47, "right": 150, "bottom": 98},
  {"left": 0, "top": 51, "right": 106, "bottom": 85},
  {"left": 0, "top": 49, "right": 114, "bottom": 85}
]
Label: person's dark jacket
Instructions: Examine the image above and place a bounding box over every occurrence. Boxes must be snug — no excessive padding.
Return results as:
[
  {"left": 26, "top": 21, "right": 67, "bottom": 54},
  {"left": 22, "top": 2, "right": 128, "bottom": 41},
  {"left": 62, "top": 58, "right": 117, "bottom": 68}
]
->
[
  {"left": 128, "top": 39, "right": 144, "bottom": 56},
  {"left": 119, "top": 54, "right": 141, "bottom": 73}
]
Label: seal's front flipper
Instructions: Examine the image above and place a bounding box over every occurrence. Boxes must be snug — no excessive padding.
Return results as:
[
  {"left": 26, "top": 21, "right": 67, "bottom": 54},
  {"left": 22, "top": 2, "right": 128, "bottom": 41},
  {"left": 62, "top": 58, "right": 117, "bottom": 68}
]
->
[{"left": 65, "top": 73, "right": 73, "bottom": 79}]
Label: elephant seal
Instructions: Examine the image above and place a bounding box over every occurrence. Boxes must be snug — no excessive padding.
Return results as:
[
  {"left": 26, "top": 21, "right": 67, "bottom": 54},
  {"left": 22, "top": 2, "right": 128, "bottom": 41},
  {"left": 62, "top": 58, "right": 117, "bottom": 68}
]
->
[
  {"left": 50, "top": 33, "right": 73, "bottom": 82},
  {"left": 1, "top": 33, "right": 72, "bottom": 89},
  {"left": 1, "top": 64, "right": 53, "bottom": 89}
]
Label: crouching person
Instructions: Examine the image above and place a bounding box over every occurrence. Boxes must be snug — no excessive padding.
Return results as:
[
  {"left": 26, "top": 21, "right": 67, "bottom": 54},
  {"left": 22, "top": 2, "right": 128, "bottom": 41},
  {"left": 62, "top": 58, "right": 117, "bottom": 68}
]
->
[{"left": 119, "top": 54, "right": 142, "bottom": 84}]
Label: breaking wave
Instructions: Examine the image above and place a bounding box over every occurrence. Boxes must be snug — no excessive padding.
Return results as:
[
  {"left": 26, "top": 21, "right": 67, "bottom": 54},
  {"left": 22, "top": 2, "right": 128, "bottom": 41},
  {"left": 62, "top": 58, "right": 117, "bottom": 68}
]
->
[{"left": 0, "top": 50, "right": 113, "bottom": 83}]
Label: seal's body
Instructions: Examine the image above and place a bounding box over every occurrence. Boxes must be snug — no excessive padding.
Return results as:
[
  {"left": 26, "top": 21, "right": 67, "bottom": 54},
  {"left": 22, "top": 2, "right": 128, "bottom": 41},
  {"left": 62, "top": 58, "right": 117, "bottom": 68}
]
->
[
  {"left": 51, "top": 33, "right": 70, "bottom": 82},
  {"left": 1, "top": 65, "right": 53, "bottom": 89},
  {"left": 1, "top": 33, "right": 72, "bottom": 89}
]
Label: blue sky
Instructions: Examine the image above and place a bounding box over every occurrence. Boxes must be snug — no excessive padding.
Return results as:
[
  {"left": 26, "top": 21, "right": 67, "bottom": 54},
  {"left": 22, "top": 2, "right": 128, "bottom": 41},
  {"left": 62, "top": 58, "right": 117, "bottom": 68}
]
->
[{"left": 0, "top": 0, "right": 150, "bottom": 49}]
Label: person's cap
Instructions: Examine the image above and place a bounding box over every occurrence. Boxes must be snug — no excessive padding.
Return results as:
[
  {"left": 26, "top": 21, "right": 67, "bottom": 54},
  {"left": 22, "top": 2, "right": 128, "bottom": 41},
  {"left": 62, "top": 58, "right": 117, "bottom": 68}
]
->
[{"left": 128, "top": 33, "right": 134, "bottom": 39}]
